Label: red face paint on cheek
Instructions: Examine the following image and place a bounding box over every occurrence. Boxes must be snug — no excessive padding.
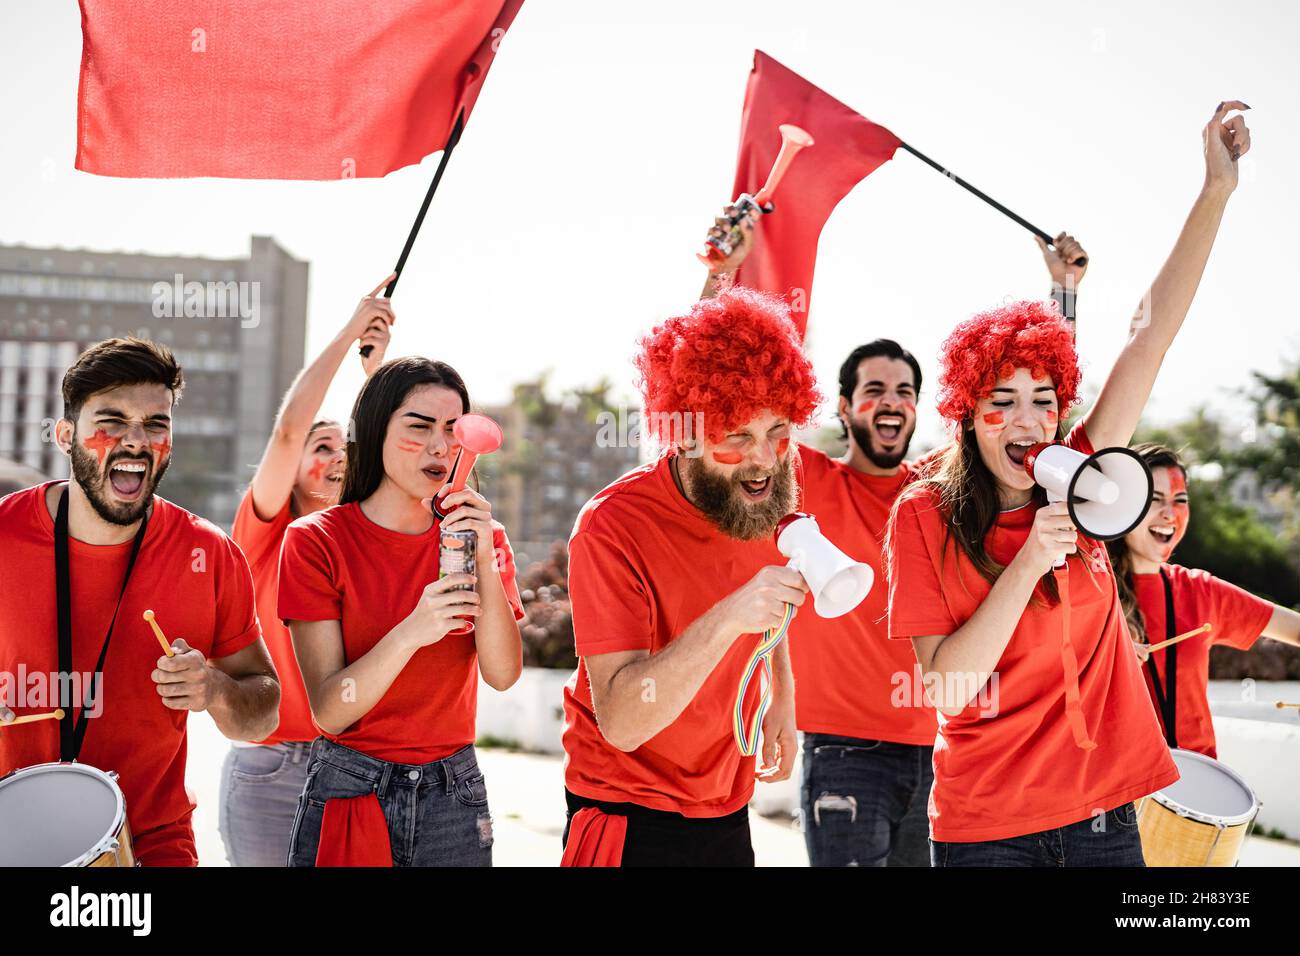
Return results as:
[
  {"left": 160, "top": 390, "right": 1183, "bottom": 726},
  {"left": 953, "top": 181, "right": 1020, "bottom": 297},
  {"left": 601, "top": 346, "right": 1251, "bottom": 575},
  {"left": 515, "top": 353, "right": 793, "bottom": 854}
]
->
[
  {"left": 83, "top": 430, "right": 120, "bottom": 463},
  {"left": 901, "top": 400, "right": 915, "bottom": 415},
  {"left": 1168, "top": 470, "right": 1190, "bottom": 539},
  {"left": 1044, "top": 409, "right": 1058, "bottom": 424},
  {"left": 855, "top": 400, "right": 876, "bottom": 415},
  {"left": 150, "top": 436, "right": 171, "bottom": 461},
  {"left": 396, "top": 439, "right": 424, "bottom": 453},
  {"left": 711, "top": 450, "right": 743, "bottom": 465},
  {"left": 981, "top": 411, "right": 1005, "bottom": 427},
  {"left": 775, "top": 437, "right": 789, "bottom": 457},
  {"left": 306, "top": 458, "right": 327, "bottom": 481}
]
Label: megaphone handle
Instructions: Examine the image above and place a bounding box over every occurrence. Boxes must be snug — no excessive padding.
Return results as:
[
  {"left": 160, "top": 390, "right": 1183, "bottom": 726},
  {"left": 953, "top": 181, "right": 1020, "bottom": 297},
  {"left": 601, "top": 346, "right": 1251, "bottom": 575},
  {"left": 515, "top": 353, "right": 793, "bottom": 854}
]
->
[{"left": 1044, "top": 489, "right": 1067, "bottom": 569}]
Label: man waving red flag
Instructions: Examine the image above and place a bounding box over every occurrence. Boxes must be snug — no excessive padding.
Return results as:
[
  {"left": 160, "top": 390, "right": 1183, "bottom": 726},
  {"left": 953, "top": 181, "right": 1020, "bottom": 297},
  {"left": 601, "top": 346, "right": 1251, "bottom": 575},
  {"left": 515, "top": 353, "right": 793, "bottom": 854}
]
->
[
  {"left": 76, "top": 0, "right": 524, "bottom": 179},
  {"left": 721, "top": 51, "right": 902, "bottom": 337}
]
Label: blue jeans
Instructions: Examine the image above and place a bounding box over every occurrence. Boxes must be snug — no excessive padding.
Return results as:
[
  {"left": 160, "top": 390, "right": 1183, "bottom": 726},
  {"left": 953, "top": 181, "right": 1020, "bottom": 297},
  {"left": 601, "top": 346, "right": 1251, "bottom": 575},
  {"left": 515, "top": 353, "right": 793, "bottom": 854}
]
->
[
  {"left": 219, "top": 741, "right": 313, "bottom": 867},
  {"left": 287, "top": 738, "right": 493, "bottom": 867},
  {"left": 800, "top": 733, "right": 933, "bottom": 867},
  {"left": 931, "top": 803, "right": 1147, "bottom": 866}
]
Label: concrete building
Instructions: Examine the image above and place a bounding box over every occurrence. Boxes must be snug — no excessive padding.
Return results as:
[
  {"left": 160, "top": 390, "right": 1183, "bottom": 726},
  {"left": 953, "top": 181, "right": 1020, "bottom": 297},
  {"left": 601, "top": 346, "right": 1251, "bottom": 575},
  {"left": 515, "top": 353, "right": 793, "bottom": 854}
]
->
[{"left": 0, "top": 237, "right": 306, "bottom": 528}]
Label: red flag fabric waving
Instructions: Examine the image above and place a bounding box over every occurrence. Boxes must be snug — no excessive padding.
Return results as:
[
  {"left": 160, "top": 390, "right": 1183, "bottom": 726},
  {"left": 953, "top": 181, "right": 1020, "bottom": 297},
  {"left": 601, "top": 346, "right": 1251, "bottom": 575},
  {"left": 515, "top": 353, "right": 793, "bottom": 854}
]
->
[
  {"left": 731, "top": 51, "right": 902, "bottom": 338},
  {"left": 76, "top": 0, "right": 524, "bottom": 179}
]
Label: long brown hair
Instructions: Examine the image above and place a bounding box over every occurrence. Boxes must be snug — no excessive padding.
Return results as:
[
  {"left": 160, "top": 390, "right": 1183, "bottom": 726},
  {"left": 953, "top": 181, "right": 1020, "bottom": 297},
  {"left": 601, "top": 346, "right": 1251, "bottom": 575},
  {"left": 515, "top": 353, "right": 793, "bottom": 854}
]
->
[
  {"left": 889, "top": 417, "right": 1066, "bottom": 604},
  {"left": 1106, "top": 443, "right": 1186, "bottom": 644}
]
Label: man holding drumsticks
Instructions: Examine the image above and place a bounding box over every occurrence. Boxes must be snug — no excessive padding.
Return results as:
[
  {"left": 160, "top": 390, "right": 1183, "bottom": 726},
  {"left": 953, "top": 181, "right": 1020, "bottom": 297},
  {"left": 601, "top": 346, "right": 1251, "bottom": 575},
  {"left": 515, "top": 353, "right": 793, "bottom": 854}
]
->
[{"left": 0, "top": 338, "right": 279, "bottom": 865}]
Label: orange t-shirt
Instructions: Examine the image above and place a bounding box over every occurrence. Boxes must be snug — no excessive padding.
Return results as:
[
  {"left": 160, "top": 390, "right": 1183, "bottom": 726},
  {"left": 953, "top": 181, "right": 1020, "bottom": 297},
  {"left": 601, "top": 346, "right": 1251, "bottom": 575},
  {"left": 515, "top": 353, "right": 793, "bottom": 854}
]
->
[
  {"left": 0, "top": 482, "right": 261, "bottom": 866},
  {"left": 276, "top": 502, "right": 524, "bottom": 764},
  {"left": 789, "top": 446, "right": 935, "bottom": 744},
  {"left": 1133, "top": 564, "right": 1273, "bottom": 758},
  {"left": 886, "top": 425, "right": 1178, "bottom": 842},
  {"left": 562, "top": 454, "right": 783, "bottom": 817},
  {"left": 231, "top": 489, "right": 318, "bottom": 745}
]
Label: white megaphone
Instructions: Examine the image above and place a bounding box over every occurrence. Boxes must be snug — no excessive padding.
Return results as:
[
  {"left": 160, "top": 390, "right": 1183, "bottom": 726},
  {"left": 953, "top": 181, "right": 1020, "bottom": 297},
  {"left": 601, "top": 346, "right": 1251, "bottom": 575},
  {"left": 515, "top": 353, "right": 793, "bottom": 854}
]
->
[
  {"left": 1023, "top": 442, "right": 1153, "bottom": 567},
  {"left": 774, "top": 512, "right": 874, "bottom": 617}
]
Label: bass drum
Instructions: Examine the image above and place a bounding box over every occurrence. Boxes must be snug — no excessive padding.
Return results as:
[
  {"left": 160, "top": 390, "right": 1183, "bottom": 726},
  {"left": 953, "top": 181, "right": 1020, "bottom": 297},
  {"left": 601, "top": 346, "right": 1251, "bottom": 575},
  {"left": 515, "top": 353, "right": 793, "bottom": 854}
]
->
[{"left": 0, "top": 762, "right": 135, "bottom": 867}]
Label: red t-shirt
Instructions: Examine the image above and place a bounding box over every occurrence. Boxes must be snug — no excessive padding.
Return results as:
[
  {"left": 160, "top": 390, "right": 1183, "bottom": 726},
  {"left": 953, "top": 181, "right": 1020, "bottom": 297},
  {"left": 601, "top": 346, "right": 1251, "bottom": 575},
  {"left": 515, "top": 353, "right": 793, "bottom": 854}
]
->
[
  {"left": 0, "top": 482, "right": 261, "bottom": 866},
  {"left": 886, "top": 425, "right": 1178, "bottom": 842},
  {"left": 789, "top": 446, "right": 935, "bottom": 744},
  {"left": 1133, "top": 564, "right": 1273, "bottom": 758},
  {"left": 276, "top": 502, "right": 524, "bottom": 763},
  {"left": 231, "top": 490, "right": 318, "bottom": 745},
  {"left": 562, "top": 455, "right": 784, "bottom": 817}
]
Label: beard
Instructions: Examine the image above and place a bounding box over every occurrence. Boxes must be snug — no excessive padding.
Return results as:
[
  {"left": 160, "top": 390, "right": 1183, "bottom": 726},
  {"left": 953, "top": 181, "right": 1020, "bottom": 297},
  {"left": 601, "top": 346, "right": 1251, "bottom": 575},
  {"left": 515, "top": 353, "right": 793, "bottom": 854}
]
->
[
  {"left": 681, "top": 452, "right": 796, "bottom": 541},
  {"left": 848, "top": 418, "right": 913, "bottom": 470},
  {"left": 69, "top": 440, "right": 169, "bottom": 526}
]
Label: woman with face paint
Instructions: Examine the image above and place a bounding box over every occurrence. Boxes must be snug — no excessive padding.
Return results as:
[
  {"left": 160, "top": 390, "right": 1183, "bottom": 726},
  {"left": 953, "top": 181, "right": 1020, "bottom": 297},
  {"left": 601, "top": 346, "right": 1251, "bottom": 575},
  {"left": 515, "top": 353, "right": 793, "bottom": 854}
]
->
[
  {"left": 219, "top": 276, "right": 395, "bottom": 866},
  {"left": 885, "top": 102, "right": 1253, "bottom": 866},
  {"left": 278, "top": 357, "right": 525, "bottom": 867},
  {"left": 1108, "top": 444, "right": 1300, "bottom": 758}
]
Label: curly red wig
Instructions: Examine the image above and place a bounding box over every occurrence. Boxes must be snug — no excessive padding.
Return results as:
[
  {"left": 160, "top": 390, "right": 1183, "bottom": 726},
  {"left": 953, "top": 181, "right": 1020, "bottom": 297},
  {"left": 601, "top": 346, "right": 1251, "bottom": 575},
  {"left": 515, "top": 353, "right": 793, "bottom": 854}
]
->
[
  {"left": 935, "top": 299, "right": 1081, "bottom": 424},
  {"left": 635, "top": 288, "right": 821, "bottom": 445}
]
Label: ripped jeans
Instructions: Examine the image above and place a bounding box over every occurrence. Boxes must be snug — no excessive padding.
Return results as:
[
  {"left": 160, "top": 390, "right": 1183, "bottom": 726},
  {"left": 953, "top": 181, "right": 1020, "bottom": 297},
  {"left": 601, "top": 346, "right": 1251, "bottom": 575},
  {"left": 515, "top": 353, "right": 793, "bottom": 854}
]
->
[
  {"left": 800, "top": 733, "right": 933, "bottom": 867},
  {"left": 287, "top": 738, "right": 493, "bottom": 867}
]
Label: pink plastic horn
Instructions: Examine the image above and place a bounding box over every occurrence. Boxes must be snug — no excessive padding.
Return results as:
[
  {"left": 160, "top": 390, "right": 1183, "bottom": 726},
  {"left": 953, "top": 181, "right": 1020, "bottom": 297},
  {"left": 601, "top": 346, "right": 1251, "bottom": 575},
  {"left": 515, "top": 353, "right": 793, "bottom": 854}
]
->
[
  {"left": 432, "top": 413, "right": 504, "bottom": 518},
  {"left": 698, "top": 123, "right": 815, "bottom": 267}
]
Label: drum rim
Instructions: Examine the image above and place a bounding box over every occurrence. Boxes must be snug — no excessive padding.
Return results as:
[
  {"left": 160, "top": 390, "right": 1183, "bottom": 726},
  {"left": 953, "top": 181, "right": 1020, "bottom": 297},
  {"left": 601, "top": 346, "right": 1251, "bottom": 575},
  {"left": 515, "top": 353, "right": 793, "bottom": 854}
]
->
[
  {"left": 0, "top": 761, "right": 127, "bottom": 867},
  {"left": 1150, "top": 748, "right": 1261, "bottom": 827}
]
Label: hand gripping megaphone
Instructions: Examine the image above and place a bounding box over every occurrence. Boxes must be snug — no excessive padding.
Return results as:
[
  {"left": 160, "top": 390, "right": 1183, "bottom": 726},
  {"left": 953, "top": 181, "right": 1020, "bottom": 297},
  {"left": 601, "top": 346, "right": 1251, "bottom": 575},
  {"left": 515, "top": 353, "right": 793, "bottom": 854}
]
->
[
  {"left": 773, "top": 512, "right": 874, "bottom": 617},
  {"left": 1022, "top": 442, "right": 1153, "bottom": 566}
]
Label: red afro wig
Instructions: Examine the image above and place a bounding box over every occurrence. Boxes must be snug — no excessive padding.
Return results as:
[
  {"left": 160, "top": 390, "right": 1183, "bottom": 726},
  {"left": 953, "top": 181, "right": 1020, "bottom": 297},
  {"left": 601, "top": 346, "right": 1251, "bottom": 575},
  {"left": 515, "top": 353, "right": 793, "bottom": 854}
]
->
[
  {"left": 635, "top": 287, "right": 821, "bottom": 445},
  {"left": 935, "top": 299, "right": 1081, "bottom": 424}
]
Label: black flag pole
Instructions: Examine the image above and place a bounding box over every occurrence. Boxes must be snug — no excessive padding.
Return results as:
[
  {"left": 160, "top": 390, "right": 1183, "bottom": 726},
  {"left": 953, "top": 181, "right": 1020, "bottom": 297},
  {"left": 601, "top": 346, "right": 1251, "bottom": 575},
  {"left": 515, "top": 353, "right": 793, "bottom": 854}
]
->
[
  {"left": 898, "top": 141, "right": 1087, "bottom": 268},
  {"left": 360, "top": 109, "right": 468, "bottom": 358}
]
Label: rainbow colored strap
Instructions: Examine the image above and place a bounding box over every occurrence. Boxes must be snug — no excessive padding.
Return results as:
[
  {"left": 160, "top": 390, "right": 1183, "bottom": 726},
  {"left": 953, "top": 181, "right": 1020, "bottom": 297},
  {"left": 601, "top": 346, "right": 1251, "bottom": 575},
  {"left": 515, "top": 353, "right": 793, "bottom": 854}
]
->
[{"left": 732, "top": 603, "right": 795, "bottom": 756}]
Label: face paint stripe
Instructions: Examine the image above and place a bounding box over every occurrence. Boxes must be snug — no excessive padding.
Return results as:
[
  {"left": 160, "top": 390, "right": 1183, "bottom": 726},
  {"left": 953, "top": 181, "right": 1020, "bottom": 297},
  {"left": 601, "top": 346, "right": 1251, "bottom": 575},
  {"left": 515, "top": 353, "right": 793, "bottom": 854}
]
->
[
  {"left": 981, "top": 411, "right": 1005, "bottom": 426},
  {"left": 83, "top": 429, "right": 121, "bottom": 462},
  {"left": 775, "top": 437, "right": 789, "bottom": 457},
  {"left": 711, "top": 451, "right": 744, "bottom": 465},
  {"left": 396, "top": 439, "right": 425, "bottom": 453},
  {"left": 855, "top": 400, "right": 876, "bottom": 414}
]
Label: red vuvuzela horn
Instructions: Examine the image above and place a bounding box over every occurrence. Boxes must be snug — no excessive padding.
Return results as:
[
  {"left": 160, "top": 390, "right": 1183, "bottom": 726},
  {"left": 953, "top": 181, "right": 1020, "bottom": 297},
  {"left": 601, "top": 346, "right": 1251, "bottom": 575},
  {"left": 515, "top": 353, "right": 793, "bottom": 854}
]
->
[
  {"left": 698, "top": 123, "right": 814, "bottom": 267},
  {"left": 431, "top": 414, "right": 504, "bottom": 518}
]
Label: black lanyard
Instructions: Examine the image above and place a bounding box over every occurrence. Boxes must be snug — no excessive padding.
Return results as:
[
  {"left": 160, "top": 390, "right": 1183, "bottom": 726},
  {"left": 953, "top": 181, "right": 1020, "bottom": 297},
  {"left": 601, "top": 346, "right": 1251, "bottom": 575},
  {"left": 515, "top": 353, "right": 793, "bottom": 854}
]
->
[
  {"left": 1143, "top": 568, "right": 1178, "bottom": 749},
  {"left": 54, "top": 484, "right": 150, "bottom": 762}
]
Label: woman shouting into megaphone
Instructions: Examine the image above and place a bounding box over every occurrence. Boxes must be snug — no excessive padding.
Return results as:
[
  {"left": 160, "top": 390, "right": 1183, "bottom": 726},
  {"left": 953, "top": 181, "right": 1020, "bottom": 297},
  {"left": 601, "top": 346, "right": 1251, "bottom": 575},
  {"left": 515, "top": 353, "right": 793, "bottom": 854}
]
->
[{"left": 884, "top": 101, "right": 1252, "bottom": 867}]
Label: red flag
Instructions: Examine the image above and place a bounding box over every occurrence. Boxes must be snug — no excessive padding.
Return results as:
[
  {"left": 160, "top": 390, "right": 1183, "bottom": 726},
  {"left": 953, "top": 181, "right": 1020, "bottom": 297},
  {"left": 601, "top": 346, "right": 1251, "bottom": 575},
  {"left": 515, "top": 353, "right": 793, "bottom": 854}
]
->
[
  {"left": 731, "top": 51, "right": 901, "bottom": 337},
  {"left": 76, "top": 0, "right": 524, "bottom": 179}
]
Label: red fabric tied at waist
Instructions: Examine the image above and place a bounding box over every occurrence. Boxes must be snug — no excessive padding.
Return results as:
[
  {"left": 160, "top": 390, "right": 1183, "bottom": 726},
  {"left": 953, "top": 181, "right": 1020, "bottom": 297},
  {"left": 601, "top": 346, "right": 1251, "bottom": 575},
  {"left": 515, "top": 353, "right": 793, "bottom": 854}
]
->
[
  {"left": 560, "top": 807, "right": 627, "bottom": 867},
  {"left": 315, "top": 794, "right": 393, "bottom": 867}
]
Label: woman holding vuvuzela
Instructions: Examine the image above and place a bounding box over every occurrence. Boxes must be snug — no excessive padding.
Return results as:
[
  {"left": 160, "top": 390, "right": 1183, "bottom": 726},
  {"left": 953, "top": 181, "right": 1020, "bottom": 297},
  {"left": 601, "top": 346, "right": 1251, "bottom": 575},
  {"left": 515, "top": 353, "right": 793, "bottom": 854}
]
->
[
  {"left": 885, "top": 102, "right": 1252, "bottom": 866},
  {"left": 279, "top": 357, "right": 524, "bottom": 867}
]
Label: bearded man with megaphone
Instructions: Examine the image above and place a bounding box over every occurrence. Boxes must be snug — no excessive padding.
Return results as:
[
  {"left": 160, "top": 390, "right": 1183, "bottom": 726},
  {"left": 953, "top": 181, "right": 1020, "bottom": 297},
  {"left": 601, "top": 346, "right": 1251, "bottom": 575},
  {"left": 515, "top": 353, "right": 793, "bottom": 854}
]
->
[
  {"left": 885, "top": 101, "right": 1253, "bottom": 867},
  {"left": 559, "top": 288, "right": 832, "bottom": 867}
]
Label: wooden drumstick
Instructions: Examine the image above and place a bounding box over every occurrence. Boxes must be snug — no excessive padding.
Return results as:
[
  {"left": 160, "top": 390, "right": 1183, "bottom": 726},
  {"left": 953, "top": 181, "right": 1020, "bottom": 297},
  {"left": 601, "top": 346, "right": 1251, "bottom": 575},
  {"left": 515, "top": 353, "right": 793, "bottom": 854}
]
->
[
  {"left": 1275, "top": 701, "right": 1300, "bottom": 711},
  {"left": 143, "top": 609, "right": 175, "bottom": 657},
  {"left": 1146, "top": 622, "right": 1212, "bottom": 653},
  {"left": 0, "top": 708, "right": 65, "bottom": 727}
]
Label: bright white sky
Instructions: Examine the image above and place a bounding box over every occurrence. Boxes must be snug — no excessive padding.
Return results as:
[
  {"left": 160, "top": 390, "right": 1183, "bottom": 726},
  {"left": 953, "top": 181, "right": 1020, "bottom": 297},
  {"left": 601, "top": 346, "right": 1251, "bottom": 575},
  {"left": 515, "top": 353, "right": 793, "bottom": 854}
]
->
[{"left": 2, "top": 0, "right": 1297, "bottom": 449}]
